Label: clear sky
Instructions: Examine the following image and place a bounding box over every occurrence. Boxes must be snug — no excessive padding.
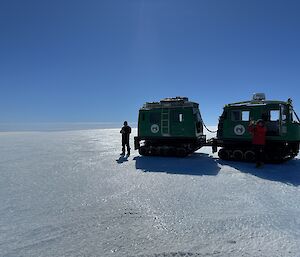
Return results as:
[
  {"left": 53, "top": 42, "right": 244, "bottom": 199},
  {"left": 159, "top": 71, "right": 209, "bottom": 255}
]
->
[{"left": 1, "top": 0, "right": 300, "bottom": 125}]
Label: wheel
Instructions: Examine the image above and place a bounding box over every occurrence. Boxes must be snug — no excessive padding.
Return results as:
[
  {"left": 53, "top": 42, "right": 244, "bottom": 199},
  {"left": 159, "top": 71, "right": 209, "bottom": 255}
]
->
[
  {"left": 233, "top": 150, "right": 243, "bottom": 161},
  {"left": 244, "top": 150, "right": 255, "bottom": 162},
  {"left": 218, "top": 148, "right": 229, "bottom": 160}
]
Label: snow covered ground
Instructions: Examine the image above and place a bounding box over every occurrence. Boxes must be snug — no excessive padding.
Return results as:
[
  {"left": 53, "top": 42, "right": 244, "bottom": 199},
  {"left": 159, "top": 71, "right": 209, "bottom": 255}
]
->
[{"left": 1, "top": 128, "right": 300, "bottom": 257}]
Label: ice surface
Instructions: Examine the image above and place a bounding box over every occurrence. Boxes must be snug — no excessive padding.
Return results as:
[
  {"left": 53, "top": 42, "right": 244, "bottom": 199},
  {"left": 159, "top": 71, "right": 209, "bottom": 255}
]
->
[{"left": 1, "top": 128, "right": 300, "bottom": 257}]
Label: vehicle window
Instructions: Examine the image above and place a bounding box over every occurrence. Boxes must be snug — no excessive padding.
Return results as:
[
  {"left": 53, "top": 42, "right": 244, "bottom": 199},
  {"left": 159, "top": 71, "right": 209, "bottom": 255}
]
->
[
  {"left": 231, "top": 111, "right": 241, "bottom": 121},
  {"left": 172, "top": 111, "right": 184, "bottom": 122},
  {"left": 270, "top": 110, "right": 280, "bottom": 121},
  {"left": 242, "top": 111, "right": 250, "bottom": 121},
  {"left": 179, "top": 113, "right": 183, "bottom": 122},
  {"left": 231, "top": 110, "right": 249, "bottom": 121}
]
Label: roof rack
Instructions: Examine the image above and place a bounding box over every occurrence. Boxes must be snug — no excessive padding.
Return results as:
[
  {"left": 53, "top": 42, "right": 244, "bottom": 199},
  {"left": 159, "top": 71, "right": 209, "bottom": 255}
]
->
[{"left": 142, "top": 96, "right": 197, "bottom": 109}]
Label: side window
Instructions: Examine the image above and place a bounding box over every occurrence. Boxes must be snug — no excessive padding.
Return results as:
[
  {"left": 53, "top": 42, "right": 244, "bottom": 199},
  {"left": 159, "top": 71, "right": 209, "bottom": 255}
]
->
[
  {"left": 179, "top": 113, "right": 183, "bottom": 122},
  {"left": 231, "top": 111, "right": 241, "bottom": 121},
  {"left": 242, "top": 111, "right": 250, "bottom": 121},
  {"left": 172, "top": 111, "right": 184, "bottom": 123},
  {"left": 150, "top": 113, "right": 160, "bottom": 123},
  {"left": 270, "top": 110, "right": 280, "bottom": 121},
  {"left": 231, "top": 110, "right": 249, "bottom": 121}
]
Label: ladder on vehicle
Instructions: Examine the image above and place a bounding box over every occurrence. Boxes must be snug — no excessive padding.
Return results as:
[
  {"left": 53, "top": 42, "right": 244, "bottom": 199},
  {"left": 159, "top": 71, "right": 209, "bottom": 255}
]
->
[{"left": 161, "top": 108, "right": 170, "bottom": 135}]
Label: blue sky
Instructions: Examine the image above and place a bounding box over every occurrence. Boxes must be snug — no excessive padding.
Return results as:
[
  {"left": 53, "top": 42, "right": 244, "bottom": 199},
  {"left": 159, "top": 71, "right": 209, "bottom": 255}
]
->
[{"left": 1, "top": 0, "right": 300, "bottom": 125}]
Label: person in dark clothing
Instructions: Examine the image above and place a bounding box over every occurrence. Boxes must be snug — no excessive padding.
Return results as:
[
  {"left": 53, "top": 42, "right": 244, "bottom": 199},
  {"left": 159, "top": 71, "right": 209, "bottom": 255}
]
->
[
  {"left": 120, "top": 121, "right": 131, "bottom": 156},
  {"left": 248, "top": 119, "right": 267, "bottom": 168}
]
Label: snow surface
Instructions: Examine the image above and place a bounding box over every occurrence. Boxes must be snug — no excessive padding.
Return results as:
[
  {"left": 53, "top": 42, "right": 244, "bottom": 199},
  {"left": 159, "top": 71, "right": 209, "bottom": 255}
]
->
[{"left": 1, "top": 128, "right": 300, "bottom": 257}]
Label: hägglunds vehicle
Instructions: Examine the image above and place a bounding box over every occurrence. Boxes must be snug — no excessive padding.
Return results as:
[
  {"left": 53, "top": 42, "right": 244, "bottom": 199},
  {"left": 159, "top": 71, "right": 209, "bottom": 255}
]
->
[
  {"left": 134, "top": 97, "right": 206, "bottom": 157},
  {"left": 215, "top": 93, "right": 300, "bottom": 162}
]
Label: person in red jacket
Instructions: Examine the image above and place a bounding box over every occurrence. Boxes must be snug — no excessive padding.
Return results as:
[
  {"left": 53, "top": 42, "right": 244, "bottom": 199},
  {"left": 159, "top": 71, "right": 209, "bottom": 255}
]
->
[{"left": 248, "top": 119, "right": 267, "bottom": 167}]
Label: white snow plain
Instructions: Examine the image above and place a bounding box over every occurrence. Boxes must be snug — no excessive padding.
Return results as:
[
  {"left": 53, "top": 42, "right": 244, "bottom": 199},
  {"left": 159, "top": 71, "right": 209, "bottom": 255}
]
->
[{"left": 1, "top": 128, "right": 300, "bottom": 257}]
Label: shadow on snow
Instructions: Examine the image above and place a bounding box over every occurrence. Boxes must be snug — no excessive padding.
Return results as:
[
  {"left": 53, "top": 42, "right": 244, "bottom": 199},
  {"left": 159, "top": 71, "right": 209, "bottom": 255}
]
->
[
  {"left": 133, "top": 153, "right": 300, "bottom": 186},
  {"left": 218, "top": 158, "right": 300, "bottom": 186},
  {"left": 116, "top": 155, "right": 128, "bottom": 164},
  {"left": 133, "top": 153, "right": 220, "bottom": 176}
]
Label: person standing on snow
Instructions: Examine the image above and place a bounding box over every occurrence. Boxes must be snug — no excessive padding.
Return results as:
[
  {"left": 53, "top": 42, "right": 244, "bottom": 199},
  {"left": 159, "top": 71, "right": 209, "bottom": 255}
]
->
[
  {"left": 120, "top": 121, "right": 131, "bottom": 156},
  {"left": 248, "top": 119, "right": 267, "bottom": 168}
]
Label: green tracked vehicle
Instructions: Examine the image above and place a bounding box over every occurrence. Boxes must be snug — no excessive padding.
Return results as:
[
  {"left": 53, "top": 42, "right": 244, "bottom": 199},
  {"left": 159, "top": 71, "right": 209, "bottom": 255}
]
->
[
  {"left": 134, "top": 97, "right": 206, "bottom": 157},
  {"left": 215, "top": 93, "right": 300, "bottom": 162}
]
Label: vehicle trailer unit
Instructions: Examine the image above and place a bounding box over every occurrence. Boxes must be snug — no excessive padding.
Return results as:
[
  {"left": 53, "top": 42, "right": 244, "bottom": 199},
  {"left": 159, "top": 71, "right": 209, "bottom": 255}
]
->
[{"left": 134, "top": 97, "right": 206, "bottom": 157}]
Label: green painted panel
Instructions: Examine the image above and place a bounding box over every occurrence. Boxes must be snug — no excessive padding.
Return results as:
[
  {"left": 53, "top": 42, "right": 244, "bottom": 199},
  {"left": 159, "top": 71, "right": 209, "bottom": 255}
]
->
[
  {"left": 219, "top": 102, "right": 300, "bottom": 143},
  {"left": 138, "top": 107, "right": 198, "bottom": 138}
]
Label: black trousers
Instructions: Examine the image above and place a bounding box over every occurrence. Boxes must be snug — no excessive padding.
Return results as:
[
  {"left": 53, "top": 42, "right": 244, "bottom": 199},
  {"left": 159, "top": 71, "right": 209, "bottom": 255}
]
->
[
  {"left": 122, "top": 141, "right": 130, "bottom": 154},
  {"left": 254, "top": 145, "right": 265, "bottom": 164}
]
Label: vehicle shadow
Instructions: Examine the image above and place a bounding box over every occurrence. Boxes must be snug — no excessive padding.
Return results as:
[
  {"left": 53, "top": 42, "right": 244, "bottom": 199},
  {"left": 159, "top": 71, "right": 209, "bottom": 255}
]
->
[
  {"left": 133, "top": 153, "right": 220, "bottom": 176},
  {"left": 217, "top": 158, "right": 300, "bottom": 186}
]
